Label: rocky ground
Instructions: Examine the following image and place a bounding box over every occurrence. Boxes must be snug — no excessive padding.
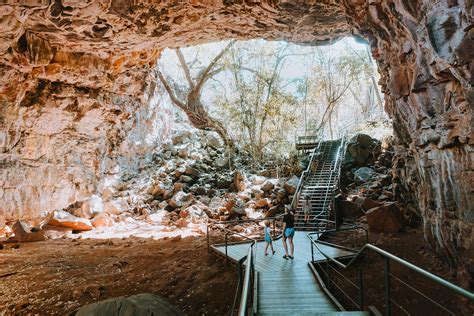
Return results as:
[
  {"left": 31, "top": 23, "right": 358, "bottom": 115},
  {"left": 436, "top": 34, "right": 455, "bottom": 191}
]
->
[{"left": 1, "top": 127, "right": 300, "bottom": 244}]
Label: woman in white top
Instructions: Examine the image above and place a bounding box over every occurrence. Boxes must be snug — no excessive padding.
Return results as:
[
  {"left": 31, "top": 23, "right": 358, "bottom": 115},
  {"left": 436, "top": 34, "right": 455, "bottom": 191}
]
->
[{"left": 303, "top": 195, "right": 311, "bottom": 225}]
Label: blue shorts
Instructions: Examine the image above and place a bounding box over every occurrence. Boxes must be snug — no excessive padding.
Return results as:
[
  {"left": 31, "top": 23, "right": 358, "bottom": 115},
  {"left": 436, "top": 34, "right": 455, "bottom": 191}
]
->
[
  {"left": 265, "top": 235, "right": 272, "bottom": 243},
  {"left": 284, "top": 228, "right": 295, "bottom": 238}
]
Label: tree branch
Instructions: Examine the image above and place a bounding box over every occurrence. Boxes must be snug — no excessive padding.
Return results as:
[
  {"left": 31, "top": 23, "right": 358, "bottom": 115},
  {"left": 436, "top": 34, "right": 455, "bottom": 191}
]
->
[
  {"left": 155, "top": 68, "right": 186, "bottom": 109},
  {"left": 175, "top": 49, "right": 195, "bottom": 89},
  {"left": 195, "top": 40, "right": 236, "bottom": 91}
]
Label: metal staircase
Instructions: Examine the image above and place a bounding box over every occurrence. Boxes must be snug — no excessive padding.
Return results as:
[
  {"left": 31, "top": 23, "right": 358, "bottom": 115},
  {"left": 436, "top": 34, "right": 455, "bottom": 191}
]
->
[{"left": 292, "top": 138, "right": 346, "bottom": 231}]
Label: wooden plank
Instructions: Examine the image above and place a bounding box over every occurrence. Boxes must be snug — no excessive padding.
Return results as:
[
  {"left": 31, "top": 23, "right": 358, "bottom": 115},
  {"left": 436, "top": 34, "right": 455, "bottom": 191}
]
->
[{"left": 213, "top": 231, "right": 356, "bottom": 314}]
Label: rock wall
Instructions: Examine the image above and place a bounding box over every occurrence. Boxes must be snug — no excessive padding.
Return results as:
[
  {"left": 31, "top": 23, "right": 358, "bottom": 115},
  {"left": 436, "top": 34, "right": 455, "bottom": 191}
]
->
[
  {"left": 346, "top": 0, "right": 473, "bottom": 275},
  {"left": 0, "top": 1, "right": 472, "bottom": 271}
]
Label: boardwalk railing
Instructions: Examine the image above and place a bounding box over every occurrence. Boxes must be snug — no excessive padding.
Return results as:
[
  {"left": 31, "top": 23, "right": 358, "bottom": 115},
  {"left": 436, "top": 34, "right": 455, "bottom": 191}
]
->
[
  {"left": 207, "top": 216, "right": 285, "bottom": 315},
  {"left": 308, "top": 231, "right": 474, "bottom": 315}
]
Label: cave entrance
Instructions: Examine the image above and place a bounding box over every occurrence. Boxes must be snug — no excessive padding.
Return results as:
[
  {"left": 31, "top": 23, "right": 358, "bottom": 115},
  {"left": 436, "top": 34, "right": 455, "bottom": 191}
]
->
[{"left": 154, "top": 37, "right": 392, "bottom": 166}]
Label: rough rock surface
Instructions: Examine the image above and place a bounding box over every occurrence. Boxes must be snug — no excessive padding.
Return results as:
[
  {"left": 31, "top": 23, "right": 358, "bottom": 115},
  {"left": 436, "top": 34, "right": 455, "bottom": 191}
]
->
[
  {"left": 76, "top": 293, "right": 181, "bottom": 316},
  {"left": 0, "top": 1, "right": 472, "bottom": 272}
]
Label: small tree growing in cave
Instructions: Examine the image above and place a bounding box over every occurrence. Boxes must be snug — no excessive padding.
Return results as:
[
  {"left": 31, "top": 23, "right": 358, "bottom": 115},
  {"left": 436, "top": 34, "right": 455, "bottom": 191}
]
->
[
  {"left": 211, "top": 41, "right": 299, "bottom": 162},
  {"left": 155, "top": 41, "right": 235, "bottom": 147}
]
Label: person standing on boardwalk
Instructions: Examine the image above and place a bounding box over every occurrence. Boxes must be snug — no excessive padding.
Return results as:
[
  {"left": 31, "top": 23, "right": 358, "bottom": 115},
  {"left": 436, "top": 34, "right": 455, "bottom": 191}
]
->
[
  {"left": 303, "top": 195, "right": 311, "bottom": 225},
  {"left": 282, "top": 205, "right": 295, "bottom": 259},
  {"left": 263, "top": 220, "right": 276, "bottom": 256}
]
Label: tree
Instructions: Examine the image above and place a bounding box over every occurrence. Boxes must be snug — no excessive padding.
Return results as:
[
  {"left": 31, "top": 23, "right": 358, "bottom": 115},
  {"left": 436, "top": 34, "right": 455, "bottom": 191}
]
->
[
  {"left": 154, "top": 40, "right": 236, "bottom": 147},
  {"left": 212, "top": 41, "right": 299, "bottom": 162},
  {"left": 299, "top": 47, "right": 374, "bottom": 138}
]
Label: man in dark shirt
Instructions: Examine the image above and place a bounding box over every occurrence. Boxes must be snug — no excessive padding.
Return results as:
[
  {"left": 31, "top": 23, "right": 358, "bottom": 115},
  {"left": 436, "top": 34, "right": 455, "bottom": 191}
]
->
[{"left": 282, "top": 205, "right": 295, "bottom": 259}]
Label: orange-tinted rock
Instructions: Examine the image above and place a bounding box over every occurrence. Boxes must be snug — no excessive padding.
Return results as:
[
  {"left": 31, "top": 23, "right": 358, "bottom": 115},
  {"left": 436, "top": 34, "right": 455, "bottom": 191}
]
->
[
  {"left": 49, "top": 210, "right": 93, "bottom": 231},
  {"left": 255, "top": 198, "right": 271, "bottom": 208},
  {"left": 91, "top": 214, "right": 114, "bottom": 228},
  {"left": 11, "top": 221, "right": 45, "bottom": 242}
]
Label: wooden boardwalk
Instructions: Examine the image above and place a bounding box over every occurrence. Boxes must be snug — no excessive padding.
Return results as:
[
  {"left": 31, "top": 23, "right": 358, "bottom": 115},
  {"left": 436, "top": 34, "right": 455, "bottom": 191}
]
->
[{"left": 212, "top": 231, "right": 363, "bottom": 315}]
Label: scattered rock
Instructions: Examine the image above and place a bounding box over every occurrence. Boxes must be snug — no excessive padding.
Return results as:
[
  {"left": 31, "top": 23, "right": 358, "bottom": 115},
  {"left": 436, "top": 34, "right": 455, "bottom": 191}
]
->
[
  {"left": 11, "top": 221, "right": 45, "bottom": 242},
  {"left": 49, "top": 210, "right": 93, "bottom": 231},
  {"left": 284, "top": 176, "right": 299, "bottom": 194},
  {"left": 255, "top": 198, "right": 271, "bottom": 208},
  {"left": 91, "top": 213, "right": 114, "bottom": 228},
  {"left": 103, "top": 199, "right": 130, "bottom": 215},
  {"left": 179, "top": 175, "right": 193, "bottom": 183},
  {"left": 206, "top": 132, "right": 222, "bottom": 150},
  {"left": 342, "top": 200, "right": 364, "bottom": 219},
  {"left": 261, "top": 181, "right": 274, "bottom": 192},
  {"left": 354, "top": 167, "right": 375, "bottom": 182},
  {"left": 366, "top": 202, "right": 407, "bottom": 233}
]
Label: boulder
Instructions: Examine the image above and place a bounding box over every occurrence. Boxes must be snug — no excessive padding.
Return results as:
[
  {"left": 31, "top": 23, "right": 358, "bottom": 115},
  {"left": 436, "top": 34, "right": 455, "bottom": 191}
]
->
[
  {"left": 178, "top": 147, "right": 189, "bottom": 158},
  {"left": 347, "top": 134, "right": 381, "bottom": 166},
  {"left": 150, "top": 182, "right": 166, "bottom": 197},
  {"left": 237, "top": 192, "right": 251, "bottom": 201},
  {"left": 251, "top": 188, "right": 265, "bottom": 199},
  {"left": 212, "top": 157, "right": 228, "bottom": 168},
  {"left": 255, "top": 198, "right": 271, "bottom": 208},
  {"left": 361, "top": 198, "right": 381, "bottom": 211},
  {"left": 168, "top": 191, "right": 186, "bottom": 209},
  {"left": 179, "top": 175, "right": 193, "bottom": 183},
  {"left": 216, "top": 175, "right": 232, "bottom": 189},
  {"left": 366, "top": 202, "right": 407, "bottom": 233},
  {"left": 284, "top": 177, "right": 299, "bottom": 194},
  {"left": 78, "top": 195, "right": 104, "bottom": 219},
  {"left": 354, "top": 167, "right": 375, "bottom": 182},
  {"left": 104, "top": 199, "right": 130, "bottom": 215},
  {"left": 185, "top": 167, "right": 200, "bottom": 178},
  {"left": 76, "top": 293, "right": 181, "bottom": 316},
  {"left": 180, "top": 204, "right": 208, "bottom": 221},
  {"left": 173, "top": 182, "right": 185, "bottom": 192},
  {"left": 261, "top": 181, "right": 274, "bottom": 193},
  {"left": 175, "top": 218, "right": 189, "bottom": 228},
  {"left": 11, "top": 221, "right": 45, "bottom": 242},
  {"left": 172, "top": 131, "right": 192, "bottom": 145},
  {"left": 342, "top": 200, "right": 363, "bottom": 219},
  {"left": 228, "top": 199, "right": 246, "bottom": 219},
  {"left": 91, "top": 213, "right": 114, "bottom": 228},
  {"left": 266, "top": 205, "right": 283, "bottom": 217},
  {"left": 252, "top": 176, "right": 266, "bottom": 185},
  {"left": 205, "top": 132, "right": 222, "bottom": 150},
  {"left": 49, "top": 210, "right": 93, "bottom": 231}
]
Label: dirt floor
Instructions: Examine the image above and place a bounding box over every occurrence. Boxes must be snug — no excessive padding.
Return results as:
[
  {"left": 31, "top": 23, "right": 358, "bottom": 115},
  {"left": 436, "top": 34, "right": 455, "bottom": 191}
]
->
[
  {"left": 0, "top": 236, "right": 237, "bottom": 315},
  {"left": 321, "top": 225, "right": 474, "bottom": 315}
]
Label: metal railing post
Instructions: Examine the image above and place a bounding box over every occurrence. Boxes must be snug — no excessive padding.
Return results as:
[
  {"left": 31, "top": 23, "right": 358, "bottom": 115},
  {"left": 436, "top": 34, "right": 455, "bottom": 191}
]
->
[
  {"left": 311, "top": 238, "right": 314, "bottom": 262},
  {"left": 384, "top": 258, "right": 391, "bottom": 316},
  {"left": 207, "top": 224, "right": 210, "bottom": 252},
  {"left": 225, "top": 233, "right": 229, "bottom": 266},
  {"left": 358, "top": 268, "right": 364, "bottom": 310},
  {"left": 326, "top": 259, "right": 331, "bottom": 289},
  {"left": 272, "top": 219, "right": 275, "bottom": 239}
]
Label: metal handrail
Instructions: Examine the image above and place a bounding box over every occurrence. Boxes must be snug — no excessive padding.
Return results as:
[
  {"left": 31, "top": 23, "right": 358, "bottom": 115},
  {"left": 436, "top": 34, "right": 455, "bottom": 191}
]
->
[
  {"left": 207, "top": 215, "right": 285, "bottom": 252},
  {"left": 291, "top": 127, "right": 325, "bottom": 209},
  {"left": 238, "top": 243, "right": 255, "bottom": 316},
  {"left": 314, "top": 136, "right": 347, "bottom": 227},
  {"left": 207, "top": 216, "right": 286, "bottom": 316},
  {"left": 308, "top": 233, "right": 474, "bottom": 314}
]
